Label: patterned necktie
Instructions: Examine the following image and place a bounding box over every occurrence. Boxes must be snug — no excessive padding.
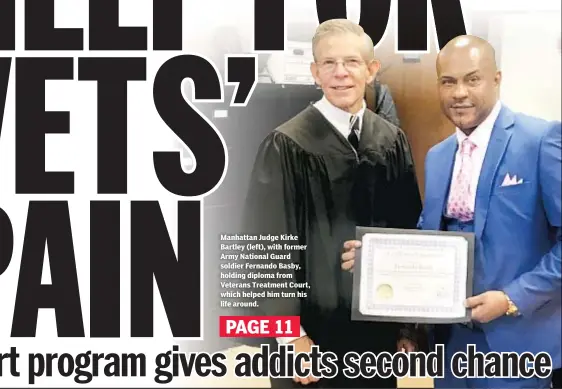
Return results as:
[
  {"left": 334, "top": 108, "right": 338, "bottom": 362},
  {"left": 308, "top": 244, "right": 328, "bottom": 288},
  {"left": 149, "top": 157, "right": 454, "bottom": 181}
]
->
[
  {"left": 348, "top": 116, "right": 360, "bottom": 150},
  {"left": 447, "top": 138, "right": 477, "bottom": 222}
]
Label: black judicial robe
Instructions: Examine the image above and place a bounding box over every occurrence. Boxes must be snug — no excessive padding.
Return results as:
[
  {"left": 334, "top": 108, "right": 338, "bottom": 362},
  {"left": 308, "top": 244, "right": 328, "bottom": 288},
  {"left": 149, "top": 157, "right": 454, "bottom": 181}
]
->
[{"left": 242, "top": 105, "right": 423, "bottom": 387}]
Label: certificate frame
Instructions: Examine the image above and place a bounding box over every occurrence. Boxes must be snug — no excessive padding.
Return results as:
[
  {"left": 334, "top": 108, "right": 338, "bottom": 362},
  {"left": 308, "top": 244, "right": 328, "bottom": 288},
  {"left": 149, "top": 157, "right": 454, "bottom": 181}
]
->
[{"left": 351, "top": 227, "right": 475, "bottom": 324}]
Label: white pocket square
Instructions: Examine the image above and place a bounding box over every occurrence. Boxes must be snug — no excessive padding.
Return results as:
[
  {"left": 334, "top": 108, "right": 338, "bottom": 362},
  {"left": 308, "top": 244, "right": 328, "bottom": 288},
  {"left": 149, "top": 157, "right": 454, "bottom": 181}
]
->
[{"left": 501, "top": 173, "right": 524, "bottom": 187}]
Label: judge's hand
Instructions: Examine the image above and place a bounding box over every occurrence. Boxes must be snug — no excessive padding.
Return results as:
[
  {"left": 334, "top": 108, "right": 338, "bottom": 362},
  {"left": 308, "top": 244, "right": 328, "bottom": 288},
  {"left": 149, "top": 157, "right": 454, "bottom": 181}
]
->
[
  {"left": 341, "top": 240, "right": 361, "bottom": 272},
  {"left": 397, "top": 338, "right": 417, "bottom": 353},
  {"left": 465, "top": 291, "right": 509, "bottom": 323},
  {"left": 289, "top": 336, "right": 319, "bottom": 385}
]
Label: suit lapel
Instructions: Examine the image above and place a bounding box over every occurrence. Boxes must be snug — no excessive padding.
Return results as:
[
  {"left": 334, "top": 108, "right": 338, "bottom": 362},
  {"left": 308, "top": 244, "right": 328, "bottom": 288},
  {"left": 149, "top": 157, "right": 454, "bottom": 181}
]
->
[
  {"left": 427, "top": 137, "right": 457, "bottom": 229},
  {"left": 474, "top": 107, "right": 515, "bottom": 238}
]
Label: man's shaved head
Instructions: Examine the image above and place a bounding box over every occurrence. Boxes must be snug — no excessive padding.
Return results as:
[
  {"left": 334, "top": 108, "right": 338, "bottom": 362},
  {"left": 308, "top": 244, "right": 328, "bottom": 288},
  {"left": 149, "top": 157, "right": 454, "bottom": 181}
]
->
[
  {"left": 437, "top": 36, "right": 498, "bottom": 75},
  {"left": 436, "top": 35, "right": 501, "bottom": 134}
]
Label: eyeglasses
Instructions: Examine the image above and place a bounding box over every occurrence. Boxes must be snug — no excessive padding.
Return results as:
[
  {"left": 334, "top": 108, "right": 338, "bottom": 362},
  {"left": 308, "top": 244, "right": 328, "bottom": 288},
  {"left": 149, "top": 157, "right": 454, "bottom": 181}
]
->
[{"left": 316, "top": 58, "right": 365, "bottom": 73}]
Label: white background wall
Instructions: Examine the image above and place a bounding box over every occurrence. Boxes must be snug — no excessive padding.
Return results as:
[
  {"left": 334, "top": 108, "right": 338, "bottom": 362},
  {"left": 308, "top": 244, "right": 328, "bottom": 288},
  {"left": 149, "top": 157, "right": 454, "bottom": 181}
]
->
[
  {"left": 462, "top": 0, "right": 561, "bottom": 121},
  {"left": 496, "top": 13, "right": 561, "bottom": 121}
]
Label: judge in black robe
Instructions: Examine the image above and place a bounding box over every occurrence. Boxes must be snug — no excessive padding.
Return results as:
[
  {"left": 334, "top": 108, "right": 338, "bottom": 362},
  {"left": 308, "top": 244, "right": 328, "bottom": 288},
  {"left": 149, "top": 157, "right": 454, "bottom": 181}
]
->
[{"left": 242, "top": 103, "right": 423, "bottom": 388}]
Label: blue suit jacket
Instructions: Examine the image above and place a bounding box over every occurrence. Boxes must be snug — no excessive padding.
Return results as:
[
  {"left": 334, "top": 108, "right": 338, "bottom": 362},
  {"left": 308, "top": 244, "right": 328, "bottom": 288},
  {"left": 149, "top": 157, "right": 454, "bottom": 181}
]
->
[{"left": 419, "top": 106, "right": 561, "bottom": 367}]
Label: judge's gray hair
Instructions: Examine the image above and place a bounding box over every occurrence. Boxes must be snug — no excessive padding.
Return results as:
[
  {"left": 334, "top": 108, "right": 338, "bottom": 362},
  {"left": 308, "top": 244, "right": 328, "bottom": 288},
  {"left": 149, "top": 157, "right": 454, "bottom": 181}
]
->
[{"left": 312, "top": 19, "right": 375, "bottom": 62}]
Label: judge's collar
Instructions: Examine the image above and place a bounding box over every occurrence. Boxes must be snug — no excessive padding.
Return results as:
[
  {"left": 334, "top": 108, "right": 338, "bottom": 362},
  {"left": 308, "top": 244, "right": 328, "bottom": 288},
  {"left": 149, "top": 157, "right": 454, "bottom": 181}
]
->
[{"left": 314, "top": 96, "right": 366, "bottom": 138}]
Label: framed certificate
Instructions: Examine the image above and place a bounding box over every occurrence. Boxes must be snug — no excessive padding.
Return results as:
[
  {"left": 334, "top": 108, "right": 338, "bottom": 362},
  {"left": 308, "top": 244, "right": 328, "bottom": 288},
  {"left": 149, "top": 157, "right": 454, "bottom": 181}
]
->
[{"left": 351, "top": 227, "right": 475, "bottom": 324}]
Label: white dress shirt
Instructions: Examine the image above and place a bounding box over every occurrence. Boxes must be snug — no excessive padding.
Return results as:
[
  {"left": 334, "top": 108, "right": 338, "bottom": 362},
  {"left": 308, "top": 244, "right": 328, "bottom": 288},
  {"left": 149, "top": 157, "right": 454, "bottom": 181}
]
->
[
  {"left": 314, "top": 95, "right": 366, "bottom": 139},
  {"left": 276, "top": 95, "right": 367, "bottom": 344},
  {"left": 446, "top": 101, "right": 502, "bottom": 216}
]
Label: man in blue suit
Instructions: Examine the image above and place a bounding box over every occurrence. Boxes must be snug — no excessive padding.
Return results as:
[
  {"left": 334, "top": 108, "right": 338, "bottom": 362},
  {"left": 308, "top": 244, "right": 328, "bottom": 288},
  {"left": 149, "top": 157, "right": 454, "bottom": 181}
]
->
[{"left": 341, "top": 35, "right": 561, "bottom": 388}]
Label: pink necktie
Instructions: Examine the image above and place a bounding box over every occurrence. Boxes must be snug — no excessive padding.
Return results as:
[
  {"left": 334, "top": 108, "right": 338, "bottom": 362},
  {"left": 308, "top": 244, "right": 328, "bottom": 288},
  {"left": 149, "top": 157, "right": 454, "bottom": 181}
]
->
[{"left": 447, "top": 138, "right": 477, "bottom": 222}]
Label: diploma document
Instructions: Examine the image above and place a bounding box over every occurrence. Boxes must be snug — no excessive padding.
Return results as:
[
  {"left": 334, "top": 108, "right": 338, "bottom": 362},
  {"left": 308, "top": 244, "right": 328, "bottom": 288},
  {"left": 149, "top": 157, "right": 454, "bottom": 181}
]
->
[{"left": 351, "top": 227, "right": 475, "bottom": 324}]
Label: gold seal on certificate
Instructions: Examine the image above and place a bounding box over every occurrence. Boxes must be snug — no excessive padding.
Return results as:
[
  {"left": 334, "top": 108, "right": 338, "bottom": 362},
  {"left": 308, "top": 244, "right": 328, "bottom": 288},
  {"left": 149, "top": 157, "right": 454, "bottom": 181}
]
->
[
  {"left": 375, "top": 284, "right": 394, "bottom": 300},
  {"left": 351, "top": 227, "right": 475, "bottom": 324}
]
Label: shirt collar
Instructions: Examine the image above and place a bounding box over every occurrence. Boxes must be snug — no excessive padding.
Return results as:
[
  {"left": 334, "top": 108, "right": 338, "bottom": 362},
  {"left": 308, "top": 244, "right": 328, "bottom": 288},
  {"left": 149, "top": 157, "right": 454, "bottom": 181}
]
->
[
  {"left": 314, "top": 95, "right": 366, "bottom": 138},
  {"left": 455, "top": 100, "right": 502, "bottom": 150}
]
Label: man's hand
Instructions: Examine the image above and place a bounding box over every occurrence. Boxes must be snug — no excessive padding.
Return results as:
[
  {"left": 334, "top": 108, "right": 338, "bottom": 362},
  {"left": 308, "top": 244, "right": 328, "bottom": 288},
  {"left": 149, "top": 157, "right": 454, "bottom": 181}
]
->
[
  {"left": 341, "top": 240, "right": 361, "bottom": 272},
  {"left": 466, "top": 291, "right": 509, "bottom": 323},
  {"left": 289, "top": 336, "right": 319, "bottom": 385},
  {"left": 397, "top": 338, "right": 417, "bottom": 353}
]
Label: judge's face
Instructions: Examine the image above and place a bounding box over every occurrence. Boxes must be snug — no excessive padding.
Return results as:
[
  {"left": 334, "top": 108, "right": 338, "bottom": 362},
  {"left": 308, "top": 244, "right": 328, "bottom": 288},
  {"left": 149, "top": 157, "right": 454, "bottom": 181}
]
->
[
  {"left": 437, "top": 47, "right": 501, "bottom": 132},
  {"left": 311, "top": 33, "right": 379, "bottom": 114}
]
